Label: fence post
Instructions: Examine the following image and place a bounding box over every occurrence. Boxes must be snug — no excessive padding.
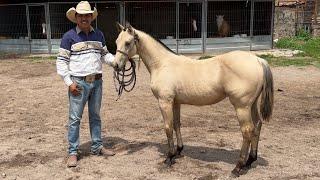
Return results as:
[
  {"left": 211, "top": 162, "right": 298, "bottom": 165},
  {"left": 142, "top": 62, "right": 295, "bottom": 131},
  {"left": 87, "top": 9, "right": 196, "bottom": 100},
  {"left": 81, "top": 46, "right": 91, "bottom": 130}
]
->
[
  {"left": 176, "top": 1, "right": 179, "bottom": 54},
  {"left": 202, "top": 0, "right": 207, "bottom": 54},
  {"left": 120, "top": 2, "right": 125, "bottom": 25},
  {"left": 250, "top": 0, "right": 255, "bottom": 50},
  {"left": 95, "top": 3, "right": 98, "bottom": 29},
  {"left": 271, "top": 0, "right": 275, "bottom": 49},
  {"left": 26, "top": 4, "right": 32, "bottom": 54},
  {"left": 45, "top": 3, "right": 52, "bottom": 54}
]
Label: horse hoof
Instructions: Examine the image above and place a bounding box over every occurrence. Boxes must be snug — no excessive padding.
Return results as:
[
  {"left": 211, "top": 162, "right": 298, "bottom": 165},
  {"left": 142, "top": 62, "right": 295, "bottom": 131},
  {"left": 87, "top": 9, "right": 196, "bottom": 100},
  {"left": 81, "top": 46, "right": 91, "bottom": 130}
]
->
[
  {"left": 243, "top": 164, "right": 251, "bottom": 170},
  {"left": 164, "top": 157, "right": 176, "bottom": 167},
  {"left": 231, "top": 168, "right": 241, "bottom": 178},
  {"left": 175, "top": 154, "right": 184, "bottom": 159},
  {"left": 245, "top": 155, "right": 257, "bottom": 168},
  {"left": 177, "top": 145, "right": 184, "bottom": 154}
]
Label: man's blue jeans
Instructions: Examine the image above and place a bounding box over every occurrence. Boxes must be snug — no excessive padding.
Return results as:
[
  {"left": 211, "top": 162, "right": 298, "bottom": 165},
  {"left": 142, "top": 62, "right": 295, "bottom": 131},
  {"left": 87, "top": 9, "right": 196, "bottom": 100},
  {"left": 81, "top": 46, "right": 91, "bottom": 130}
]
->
[{"left": 68, "top": 77, "right": 103, "bottom": 155}]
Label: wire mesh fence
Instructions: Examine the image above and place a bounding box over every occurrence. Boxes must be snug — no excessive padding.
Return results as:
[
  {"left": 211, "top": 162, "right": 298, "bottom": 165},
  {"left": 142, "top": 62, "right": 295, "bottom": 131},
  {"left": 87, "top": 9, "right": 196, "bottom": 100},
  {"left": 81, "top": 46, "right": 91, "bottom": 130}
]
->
[
  {"left": 49, "top": 3, "right": 77, "bottom": 39},
  {"left": 0, "top": 5, "right": 27, "bottom": 39},
  {"left": 0, "top": 1, "right": 274, "bottom": 54}
]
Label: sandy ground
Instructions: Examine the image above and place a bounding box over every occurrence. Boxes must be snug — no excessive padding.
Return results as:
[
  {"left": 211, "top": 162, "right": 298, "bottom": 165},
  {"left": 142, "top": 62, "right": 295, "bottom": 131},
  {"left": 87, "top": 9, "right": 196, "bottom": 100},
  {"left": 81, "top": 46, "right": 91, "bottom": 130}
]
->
[{"left": 0, "top": 55, "right": 319, "bottom": 180}]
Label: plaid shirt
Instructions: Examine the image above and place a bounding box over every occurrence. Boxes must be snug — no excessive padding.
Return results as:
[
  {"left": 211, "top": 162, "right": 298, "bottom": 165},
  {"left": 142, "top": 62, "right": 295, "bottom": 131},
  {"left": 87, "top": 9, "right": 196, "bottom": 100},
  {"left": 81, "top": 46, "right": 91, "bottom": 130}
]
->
[{"left": 56, "top": 26, "right": 114, "bottom": 86}]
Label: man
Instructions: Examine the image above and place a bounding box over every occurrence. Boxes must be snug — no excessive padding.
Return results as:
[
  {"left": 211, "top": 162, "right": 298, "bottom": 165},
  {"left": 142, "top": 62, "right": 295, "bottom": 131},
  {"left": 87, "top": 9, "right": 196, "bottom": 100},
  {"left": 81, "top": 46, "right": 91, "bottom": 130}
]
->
[{"left": 56, "top": 1, "right": 116, "bottom": 167}]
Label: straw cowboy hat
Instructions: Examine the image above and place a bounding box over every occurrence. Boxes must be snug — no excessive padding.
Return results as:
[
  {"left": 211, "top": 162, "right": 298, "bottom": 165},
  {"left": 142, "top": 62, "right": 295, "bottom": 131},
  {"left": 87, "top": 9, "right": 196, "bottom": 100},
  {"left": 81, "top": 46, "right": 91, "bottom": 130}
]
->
[{"left": 66, "top": 1, "right": 98, "bottom": 23}]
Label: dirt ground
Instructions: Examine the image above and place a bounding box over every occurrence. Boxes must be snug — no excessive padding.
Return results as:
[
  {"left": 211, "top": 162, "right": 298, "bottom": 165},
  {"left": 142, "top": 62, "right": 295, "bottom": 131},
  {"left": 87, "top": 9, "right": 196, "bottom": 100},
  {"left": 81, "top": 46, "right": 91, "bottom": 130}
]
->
[{"left": 0, "top": 55, "right": 319, "bottom": 180}]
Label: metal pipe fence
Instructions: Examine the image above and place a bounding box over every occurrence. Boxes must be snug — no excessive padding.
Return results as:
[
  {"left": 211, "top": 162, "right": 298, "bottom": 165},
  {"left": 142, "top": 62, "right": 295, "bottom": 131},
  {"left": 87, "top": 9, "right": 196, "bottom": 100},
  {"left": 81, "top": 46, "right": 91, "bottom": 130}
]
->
[{"left": 0, "top": 0, "right": 274, "bottom": 54}]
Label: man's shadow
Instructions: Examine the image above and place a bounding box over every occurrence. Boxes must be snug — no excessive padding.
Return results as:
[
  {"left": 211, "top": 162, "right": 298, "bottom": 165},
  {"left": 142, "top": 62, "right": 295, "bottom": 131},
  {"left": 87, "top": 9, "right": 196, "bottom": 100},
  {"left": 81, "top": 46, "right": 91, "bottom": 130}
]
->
[{"left": 79, "top": 136, "right": 268, "bottom": 167}]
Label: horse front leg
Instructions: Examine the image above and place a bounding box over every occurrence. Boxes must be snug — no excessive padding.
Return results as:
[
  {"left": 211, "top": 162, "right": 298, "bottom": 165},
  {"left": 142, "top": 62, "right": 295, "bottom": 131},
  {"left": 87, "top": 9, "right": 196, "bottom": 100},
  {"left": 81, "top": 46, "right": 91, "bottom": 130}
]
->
[
  {"left": 158, "top": 98, "right": 175, "bottom": 166},
  {"left": 173, "top": 103, "right": 183, "bottom": 157}
]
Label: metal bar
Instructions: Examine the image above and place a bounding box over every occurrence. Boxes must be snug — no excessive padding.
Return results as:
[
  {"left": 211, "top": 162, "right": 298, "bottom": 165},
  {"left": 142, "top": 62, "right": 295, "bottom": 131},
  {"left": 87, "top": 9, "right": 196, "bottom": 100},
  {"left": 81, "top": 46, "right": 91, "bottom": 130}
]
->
[
  {"left": 26, "top": 4, "right": 32, "bottom": 54},
  {"left": 176, "top": 1, "right": 179, "bottom": 54},
  {"left": 249, "top": 0, "right": 254, "bottom": 50},
  {"left": 0, "top": 0, "right": 275, "bottom": 6},
  {"left": 45, "top": 3, "right": 52, "bottom": 53},
  {"left": 270, "top": 0, "right": 275, "bottom": 49},
  {"left": 95, "top": 3, "right": 98, "bottom": 29},
  {"left": 202, "top": 0, "right": 207, "bottom": 53},
  {"left": 120, "top": 1, "right": 125, "bottom": 24}
]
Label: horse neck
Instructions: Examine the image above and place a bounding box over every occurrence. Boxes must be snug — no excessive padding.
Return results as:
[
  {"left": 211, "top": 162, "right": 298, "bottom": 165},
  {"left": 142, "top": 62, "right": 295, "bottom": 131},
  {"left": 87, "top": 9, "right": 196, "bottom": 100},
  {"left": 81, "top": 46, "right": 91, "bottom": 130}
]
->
[{"left": 135, "top": 30, "right": 174, "bottom": 73}]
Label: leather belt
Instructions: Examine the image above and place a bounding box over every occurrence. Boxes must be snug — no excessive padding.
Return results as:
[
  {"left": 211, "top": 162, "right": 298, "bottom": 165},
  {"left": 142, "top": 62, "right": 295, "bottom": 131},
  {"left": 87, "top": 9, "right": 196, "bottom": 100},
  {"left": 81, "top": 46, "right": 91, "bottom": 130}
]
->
[{"left": 72, "top": 74, "right": 102, "bottom": 83}]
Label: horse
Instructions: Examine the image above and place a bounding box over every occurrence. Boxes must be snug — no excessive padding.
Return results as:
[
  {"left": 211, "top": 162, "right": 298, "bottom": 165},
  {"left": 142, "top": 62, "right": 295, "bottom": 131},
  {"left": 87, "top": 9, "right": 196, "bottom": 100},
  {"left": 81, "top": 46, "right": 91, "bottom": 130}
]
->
[
  {"left": 112, "top": 23, "right": 274, "bottom": 177},
  {"left": 216, "top": 15, "right": 230, "bottom": 37}
]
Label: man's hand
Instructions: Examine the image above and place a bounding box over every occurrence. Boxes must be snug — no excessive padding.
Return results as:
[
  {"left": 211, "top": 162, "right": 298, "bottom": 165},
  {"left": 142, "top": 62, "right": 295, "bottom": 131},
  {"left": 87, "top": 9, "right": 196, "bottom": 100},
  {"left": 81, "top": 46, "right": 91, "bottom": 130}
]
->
[{"left": 69, "top": 82, "right": 81, "bottom": 96}]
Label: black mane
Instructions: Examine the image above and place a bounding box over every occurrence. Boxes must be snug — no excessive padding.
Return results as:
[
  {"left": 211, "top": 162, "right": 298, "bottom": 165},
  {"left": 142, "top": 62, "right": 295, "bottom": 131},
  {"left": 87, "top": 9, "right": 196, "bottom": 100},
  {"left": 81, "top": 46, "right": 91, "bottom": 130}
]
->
[{"left": 155, "top": 38, "right": 178, "bottom": 55}]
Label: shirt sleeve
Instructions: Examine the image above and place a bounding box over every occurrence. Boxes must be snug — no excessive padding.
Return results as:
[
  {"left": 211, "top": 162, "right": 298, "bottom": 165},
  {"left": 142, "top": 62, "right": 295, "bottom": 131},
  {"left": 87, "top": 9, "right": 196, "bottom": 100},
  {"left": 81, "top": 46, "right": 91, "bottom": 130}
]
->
[
  {"left": 56, "top": 33, "right": 73, "bottom": 86},
  {"left": 101, "top": 46, "right": 115, "bottom": 66},
  {"left": 99, "top": 31, "right": 115, "bottom": 66}
]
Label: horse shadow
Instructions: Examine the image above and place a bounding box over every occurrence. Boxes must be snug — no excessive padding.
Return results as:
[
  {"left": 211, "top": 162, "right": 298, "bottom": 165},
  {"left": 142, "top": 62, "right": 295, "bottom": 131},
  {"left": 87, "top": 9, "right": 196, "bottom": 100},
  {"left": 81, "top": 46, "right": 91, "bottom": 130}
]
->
[{"left": 79, "top": 136, "right": 268, "bottom": 167}]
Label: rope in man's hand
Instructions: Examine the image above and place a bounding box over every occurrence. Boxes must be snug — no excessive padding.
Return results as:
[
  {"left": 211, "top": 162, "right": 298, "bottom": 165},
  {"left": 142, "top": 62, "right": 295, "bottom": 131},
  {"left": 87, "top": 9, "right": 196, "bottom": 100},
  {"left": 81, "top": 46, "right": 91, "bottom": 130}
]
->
[{"left": 113, "top": 58, "right": 137, "bottom": 101}]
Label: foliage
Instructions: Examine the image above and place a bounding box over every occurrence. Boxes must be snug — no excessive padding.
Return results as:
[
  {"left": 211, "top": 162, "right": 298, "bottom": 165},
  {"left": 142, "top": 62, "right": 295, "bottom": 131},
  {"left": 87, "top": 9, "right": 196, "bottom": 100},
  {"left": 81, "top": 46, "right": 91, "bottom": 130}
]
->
[
  {"left": 274, "top": 30, "right": 320, "bottom": 68},
  {"left": 198, "top": 55, "right": 213, "bottom": 60},
  {"left": 258, "top": 55, "right": 320, "bottom": 67},
  {"left": 296, "top": 29, "right": 311, "bottom": 41},
  {"left": 275, "top": 29, "right": 320, "bottom": 59}
]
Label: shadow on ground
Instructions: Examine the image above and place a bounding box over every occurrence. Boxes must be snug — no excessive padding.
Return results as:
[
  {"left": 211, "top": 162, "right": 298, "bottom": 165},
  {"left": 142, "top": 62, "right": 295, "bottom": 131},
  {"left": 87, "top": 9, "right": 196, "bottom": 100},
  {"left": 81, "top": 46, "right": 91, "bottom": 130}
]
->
[{"left": 79, "top": 136, "right": 268, "bottom": 167}]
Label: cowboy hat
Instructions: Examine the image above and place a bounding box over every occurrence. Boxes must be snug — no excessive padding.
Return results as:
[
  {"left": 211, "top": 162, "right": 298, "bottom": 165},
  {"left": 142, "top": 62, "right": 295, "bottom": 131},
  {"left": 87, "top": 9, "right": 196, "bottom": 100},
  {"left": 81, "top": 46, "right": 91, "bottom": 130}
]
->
[{"left": 66, "top": 1, "right": 98, "bottom": 23}]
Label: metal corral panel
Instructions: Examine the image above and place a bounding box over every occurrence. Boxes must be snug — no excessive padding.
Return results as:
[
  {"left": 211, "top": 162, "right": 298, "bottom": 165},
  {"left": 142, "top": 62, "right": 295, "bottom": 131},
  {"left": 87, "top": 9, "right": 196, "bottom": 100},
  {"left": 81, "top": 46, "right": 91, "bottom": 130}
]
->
[{"left": 0, "top": 0, "right": 274, "bottom": 54}]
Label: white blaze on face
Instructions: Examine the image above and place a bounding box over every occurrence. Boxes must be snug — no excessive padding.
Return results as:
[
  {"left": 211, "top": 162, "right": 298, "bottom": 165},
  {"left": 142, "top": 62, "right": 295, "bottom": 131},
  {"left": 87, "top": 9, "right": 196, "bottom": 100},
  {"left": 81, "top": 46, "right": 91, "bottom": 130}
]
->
[
  {"left": 216, "top": 15, "right": 224, "bottom": 29},
  {"left": 192, "top": 19, "right": 197, "bottom": 32},
  {"left": 42, "top": 23, "right": 46, "bottom": 35}
]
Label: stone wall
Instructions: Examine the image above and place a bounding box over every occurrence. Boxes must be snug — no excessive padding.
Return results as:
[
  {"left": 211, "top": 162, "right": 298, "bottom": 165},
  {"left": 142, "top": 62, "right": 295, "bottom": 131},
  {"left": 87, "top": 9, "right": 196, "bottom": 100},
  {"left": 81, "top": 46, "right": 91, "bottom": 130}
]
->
[
  {"left": 274, "top": 7, "right": 296, "bottom": 39},
  {"left": 312, "top": 24, "right": 320, "bottom": 36}
]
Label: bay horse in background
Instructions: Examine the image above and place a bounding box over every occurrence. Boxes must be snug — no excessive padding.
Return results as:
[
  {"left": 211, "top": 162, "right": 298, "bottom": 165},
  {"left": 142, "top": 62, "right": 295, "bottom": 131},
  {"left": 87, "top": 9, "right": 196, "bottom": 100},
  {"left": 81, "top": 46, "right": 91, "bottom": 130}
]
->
[
  {"left": 216, "top": 15, "right": 230, "bottom": 37},
  {"left": 112, "top": 23, "right": 274, "bottom": 177}
]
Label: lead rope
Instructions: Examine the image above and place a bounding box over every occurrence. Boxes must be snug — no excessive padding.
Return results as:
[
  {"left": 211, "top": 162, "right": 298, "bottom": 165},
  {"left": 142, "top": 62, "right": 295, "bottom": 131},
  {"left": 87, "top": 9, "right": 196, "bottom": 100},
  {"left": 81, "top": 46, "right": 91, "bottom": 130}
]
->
[{"left": 113, "top": 58, "right": 137, "bottom": 101}]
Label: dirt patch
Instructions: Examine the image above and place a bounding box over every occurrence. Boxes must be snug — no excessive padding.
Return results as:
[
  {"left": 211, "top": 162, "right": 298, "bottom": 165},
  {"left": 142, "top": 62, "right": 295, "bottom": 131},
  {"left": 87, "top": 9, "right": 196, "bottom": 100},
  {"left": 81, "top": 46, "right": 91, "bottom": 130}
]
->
[{"left": 0, "top": 57, "right": 319, "bottom": 180}]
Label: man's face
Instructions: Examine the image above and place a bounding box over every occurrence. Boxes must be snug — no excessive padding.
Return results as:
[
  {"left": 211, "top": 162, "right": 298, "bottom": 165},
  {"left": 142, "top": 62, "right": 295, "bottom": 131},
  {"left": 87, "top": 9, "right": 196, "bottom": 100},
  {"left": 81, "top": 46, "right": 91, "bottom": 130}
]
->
[{"left": 75, "top": 13, "right": 93, "bottom": 30}]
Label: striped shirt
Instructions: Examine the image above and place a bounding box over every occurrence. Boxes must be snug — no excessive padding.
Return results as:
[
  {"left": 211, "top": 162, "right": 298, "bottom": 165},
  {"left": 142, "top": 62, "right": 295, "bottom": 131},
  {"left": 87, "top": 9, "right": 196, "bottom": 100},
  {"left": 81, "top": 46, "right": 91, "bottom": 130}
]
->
[{"left": 56, "top": 26, "right": 114, "bottom": 86}]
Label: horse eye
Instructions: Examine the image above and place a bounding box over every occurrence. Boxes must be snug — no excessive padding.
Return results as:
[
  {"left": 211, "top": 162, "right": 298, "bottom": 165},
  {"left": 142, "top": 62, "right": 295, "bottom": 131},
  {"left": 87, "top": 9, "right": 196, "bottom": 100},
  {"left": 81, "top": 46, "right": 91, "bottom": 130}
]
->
[{"left": 125, "top": 42, "right": 131, "bottom": 47}]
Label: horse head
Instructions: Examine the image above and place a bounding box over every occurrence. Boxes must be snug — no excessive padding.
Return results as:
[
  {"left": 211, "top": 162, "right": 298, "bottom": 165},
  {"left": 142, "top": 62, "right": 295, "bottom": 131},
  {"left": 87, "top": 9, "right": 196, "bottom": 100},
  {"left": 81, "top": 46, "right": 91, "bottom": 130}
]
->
[{"left": 114, "top": 22, "right": 140, "bottom": 71}]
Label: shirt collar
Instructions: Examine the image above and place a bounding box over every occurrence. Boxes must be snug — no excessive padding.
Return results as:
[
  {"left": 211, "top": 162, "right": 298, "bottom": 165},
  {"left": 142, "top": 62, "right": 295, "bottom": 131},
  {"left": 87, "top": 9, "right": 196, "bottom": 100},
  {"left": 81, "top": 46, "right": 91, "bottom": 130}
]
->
[{"left": 76, "top": 26, "right": 95, "bottom": 34}]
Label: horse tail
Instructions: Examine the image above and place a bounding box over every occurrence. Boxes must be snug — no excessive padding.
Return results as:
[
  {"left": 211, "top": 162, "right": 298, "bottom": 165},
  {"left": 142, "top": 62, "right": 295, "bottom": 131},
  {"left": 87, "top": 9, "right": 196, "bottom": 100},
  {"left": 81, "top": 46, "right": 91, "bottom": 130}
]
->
[{"left": 258, "top": 58, "right": 274, "bottom": 122}]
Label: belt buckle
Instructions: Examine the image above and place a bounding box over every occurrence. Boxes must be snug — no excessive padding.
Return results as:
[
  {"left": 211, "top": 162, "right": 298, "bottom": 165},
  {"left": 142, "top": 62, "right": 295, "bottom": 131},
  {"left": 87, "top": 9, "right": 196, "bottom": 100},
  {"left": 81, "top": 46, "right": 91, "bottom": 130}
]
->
[{"left": 85, "top": 74, "right": 95, "bottom": 83}]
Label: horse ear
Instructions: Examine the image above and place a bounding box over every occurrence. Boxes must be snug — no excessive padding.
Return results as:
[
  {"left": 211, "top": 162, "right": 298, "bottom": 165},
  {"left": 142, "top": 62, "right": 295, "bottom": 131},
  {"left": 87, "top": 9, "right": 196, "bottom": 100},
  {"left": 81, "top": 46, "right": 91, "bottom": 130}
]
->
[
  {"left": 134, "top": 33, "right": 139, "bottom": 42},
  {"left": 125, "top": 22, "right": 134, "bottom": 34},
  {"left": 116, "top": 22, "right": 124, "bottom": 32}
]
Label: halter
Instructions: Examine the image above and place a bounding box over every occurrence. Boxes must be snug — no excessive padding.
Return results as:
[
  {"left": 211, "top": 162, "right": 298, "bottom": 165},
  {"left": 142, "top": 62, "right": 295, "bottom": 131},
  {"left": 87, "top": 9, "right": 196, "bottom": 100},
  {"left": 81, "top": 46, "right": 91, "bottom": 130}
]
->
[
  {"left": 116, "top": 49, "right": 129, "bottom": 58},
  {"left": 113, "top": 49, "right": 137, "bottom": 101}
]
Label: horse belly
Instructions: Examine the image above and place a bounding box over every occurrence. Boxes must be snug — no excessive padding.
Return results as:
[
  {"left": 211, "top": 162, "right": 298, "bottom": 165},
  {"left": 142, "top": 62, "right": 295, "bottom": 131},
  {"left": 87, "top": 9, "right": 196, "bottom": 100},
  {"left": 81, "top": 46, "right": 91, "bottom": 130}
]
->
[{"left": 175, "top": 88, "right": 226, "bottom": 105}]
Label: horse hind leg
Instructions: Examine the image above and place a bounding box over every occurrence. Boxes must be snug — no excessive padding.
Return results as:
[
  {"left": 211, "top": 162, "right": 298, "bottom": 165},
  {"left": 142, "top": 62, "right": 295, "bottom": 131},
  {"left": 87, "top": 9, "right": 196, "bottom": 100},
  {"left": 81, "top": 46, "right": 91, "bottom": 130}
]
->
[
  {"left": 232, "top": 106, "right": 254, "bottom": 177},
  {"left": 158, "top": 98, "right": 176, "bottom": 166},
  {"left": 173, "top": 103, "right": 184, "bottom": 157},
  {"left": 245, "top": 100, "right": 262, "bottom": 168}
]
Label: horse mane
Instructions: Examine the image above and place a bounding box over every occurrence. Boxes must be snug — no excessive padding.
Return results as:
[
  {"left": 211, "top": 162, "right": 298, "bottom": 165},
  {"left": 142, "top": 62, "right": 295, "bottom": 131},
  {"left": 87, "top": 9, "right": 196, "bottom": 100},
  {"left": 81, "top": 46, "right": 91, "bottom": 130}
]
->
[
  {"left": 154, "top": 38, "right": 178, "bottom": 55},
  {"left": 136, "top": 29, "right": 178, "bottom": 56},
  {"left": 124, "top": 22, "right": 178, "bottom": 56}
]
